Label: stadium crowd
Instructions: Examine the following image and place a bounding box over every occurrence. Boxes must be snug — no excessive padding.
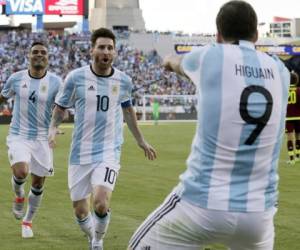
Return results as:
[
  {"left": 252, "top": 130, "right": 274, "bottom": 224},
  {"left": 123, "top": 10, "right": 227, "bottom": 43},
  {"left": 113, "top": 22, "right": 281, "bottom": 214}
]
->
[{"left": 0, "top": 30, "right": 195, "bottom": 114}]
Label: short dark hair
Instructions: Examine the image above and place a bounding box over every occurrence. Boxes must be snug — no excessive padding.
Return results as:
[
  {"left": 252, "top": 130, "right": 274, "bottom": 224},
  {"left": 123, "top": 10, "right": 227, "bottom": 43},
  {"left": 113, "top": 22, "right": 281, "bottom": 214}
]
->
[
  {"left": 216, "top": 0, "right": 257, "bottom": 41},
  {"left": 30, "top": 41, "right": 47, "bottom": 50},
  {"left": 91, "top": 28, "right": 116, "bottom": 47}
]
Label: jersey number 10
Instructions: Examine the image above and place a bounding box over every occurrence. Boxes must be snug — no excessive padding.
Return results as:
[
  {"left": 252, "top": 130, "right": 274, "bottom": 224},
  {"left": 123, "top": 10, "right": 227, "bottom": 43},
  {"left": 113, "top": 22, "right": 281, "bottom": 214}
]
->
[{"left": 96, "top": 95, "right": 109, "bottom": 111}]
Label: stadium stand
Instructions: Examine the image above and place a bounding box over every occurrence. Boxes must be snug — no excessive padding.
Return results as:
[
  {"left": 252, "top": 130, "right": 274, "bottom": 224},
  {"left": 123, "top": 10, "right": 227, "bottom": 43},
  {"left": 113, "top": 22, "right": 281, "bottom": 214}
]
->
[{"left": 0, "top": 30, "right": 196, "bottom": 115}]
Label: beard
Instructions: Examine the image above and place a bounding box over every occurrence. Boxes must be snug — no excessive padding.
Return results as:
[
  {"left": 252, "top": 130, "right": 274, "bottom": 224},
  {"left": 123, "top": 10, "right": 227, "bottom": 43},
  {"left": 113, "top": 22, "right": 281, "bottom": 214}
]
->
[{"left": 94, "top": 57, "right": 112, "bottom": 70}]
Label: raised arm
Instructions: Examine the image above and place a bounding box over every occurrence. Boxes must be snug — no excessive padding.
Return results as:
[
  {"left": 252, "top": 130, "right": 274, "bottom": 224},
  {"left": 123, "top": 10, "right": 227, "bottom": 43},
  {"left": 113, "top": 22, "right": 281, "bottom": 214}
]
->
[
  {"left": 48, "top": 105, "right": 66, "bottom": 148},
  {"left": 0, "top": 94, "right": 7, "bottom": 105},
  {"left": 163, "top": 54, "right": 185, "bottom": 76},
  {"left": 122, "top": 106, "right": 157, "bottom": 160}
]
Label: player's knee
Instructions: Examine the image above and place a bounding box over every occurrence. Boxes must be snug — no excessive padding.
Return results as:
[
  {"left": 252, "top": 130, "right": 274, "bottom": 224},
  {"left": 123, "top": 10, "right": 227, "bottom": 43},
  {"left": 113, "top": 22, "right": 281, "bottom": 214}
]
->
[
  {"left": 74, "top": 206, "right": 89, "bottom": 220},
  {"left": 94, "top": 200, "right": 109, "bottom": 216},
  {"left": 13, "top": 165, "right": 28, "bottom": 179}
]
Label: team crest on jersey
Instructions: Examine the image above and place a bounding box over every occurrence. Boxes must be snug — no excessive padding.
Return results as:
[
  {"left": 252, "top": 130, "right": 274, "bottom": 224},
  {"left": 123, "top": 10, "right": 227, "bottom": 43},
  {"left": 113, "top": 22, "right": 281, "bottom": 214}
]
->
[
  {"left": 112, "top": 85, "right": 119, "bottom": 95},
  {"left": 41, "top": 85, "right": 47, "bottom": 93}
]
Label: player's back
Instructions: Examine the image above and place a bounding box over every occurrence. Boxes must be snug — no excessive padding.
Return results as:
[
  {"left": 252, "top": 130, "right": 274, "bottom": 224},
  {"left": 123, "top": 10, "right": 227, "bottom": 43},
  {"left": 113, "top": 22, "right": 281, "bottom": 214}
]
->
[{"left": 178, "top": 41, "right": 290, "bottom": 212}]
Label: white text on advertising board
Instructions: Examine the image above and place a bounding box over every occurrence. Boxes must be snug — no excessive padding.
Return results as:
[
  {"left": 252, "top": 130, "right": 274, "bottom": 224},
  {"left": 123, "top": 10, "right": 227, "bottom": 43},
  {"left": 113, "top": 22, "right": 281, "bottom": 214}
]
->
[{"left": 9, "top": 0, "right": 43, "bottom": 12}]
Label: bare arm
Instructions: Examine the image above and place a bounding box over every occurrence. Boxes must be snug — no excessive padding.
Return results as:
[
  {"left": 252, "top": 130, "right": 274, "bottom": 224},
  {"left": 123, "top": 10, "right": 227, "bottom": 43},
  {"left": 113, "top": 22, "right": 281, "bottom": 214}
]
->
[
  {"left": 0, "top": 94, "right": 7, "bottom": 105},
  {"left": 122, "top": 106, "right": 157, "bottom": 160},
  {"left": 48, "top": 105, "right": 66, "bottom": 148},
  {"left": 163, "top": 54, "right": 185, "bottom": 76}
]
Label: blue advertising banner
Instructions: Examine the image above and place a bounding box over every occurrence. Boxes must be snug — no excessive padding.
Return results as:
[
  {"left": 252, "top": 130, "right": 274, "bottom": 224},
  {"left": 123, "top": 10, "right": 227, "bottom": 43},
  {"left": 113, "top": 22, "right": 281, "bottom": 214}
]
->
[
  {"left": 256, "top": 45, "right": 300, "bottom": 56},
  {"left": 175, "top": 44, "right": 300, "bottom": 56},
  {"left": 6, "top": 0, "right": 44, "bottom": 15}
]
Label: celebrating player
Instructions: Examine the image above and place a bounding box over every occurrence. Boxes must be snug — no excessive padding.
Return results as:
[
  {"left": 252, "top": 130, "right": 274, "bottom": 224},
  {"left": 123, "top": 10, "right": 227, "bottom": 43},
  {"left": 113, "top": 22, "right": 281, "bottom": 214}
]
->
[
  {"left": 0, "top": 41, "right": 62, "bottom": 238},
  {"left": 48, "top": 28, "right": 156, "bottom": 250},
  {"left": 128, "top": 1, "right": 290, "bottom": 249}
]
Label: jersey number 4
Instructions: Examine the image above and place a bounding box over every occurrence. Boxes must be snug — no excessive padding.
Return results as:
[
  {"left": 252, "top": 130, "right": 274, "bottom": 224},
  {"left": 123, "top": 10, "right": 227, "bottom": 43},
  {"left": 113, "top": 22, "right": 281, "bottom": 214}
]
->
[
  {"left": 29, "top": 91, "right": 36, "bottom": 103},
  {"left": 239, "top": 85, "right": 273, "bottom": 145}
]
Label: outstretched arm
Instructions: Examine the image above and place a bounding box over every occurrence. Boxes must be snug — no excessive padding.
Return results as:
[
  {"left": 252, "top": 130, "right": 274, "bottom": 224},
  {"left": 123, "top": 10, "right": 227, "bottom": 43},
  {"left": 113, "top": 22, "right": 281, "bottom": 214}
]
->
[
  {"left": 0, "top": 94, "right": 7, "bottom": 105},
  {"left": 48, "top": 105, "right": 66, "bottom": 148},
  {"left": 122, "top": 106, "right": 157, "bottom": 160},
  {"left": 163, "top": 54, "right": 185, "bottom": 76}
]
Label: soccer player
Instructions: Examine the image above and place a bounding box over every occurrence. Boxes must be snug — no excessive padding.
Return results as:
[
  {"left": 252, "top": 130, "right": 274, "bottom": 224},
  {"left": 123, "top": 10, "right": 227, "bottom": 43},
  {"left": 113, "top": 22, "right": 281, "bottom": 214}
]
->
[
  {"left": 0, "top": 42, "right": 62, "bottom": 238},
  {"left": 128, "top": 1, "right": 290, "bottom": 250},
  {"left": 285, "top": 71, "right": 300, "bottom": 164},
  {"left": 48, "top": 28, "right": 156, "bottom": 250}
]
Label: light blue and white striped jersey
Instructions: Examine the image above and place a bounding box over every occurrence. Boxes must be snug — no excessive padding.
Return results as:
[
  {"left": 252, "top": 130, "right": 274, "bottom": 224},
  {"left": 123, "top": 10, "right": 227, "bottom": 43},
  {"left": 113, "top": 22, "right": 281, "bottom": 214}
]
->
[
  {"left": 1, "top": 70, "right": 62, "bottom": 141},
  {"left": 176, "top": 40, "right": 290, "bottom": 212},
  {"left": 55, "top": 65, "right": 132, "bottom": 165}
]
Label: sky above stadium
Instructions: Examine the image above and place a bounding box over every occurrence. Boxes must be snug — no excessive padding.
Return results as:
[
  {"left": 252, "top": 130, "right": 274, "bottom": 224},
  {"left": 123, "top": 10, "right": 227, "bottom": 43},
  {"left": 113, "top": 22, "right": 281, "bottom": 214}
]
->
[{"left": 139, "top": 0, "right": 300, "bottom": 34}]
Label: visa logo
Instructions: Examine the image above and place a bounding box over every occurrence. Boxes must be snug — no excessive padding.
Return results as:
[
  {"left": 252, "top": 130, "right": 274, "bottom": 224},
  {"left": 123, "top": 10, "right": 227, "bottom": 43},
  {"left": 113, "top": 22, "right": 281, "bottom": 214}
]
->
[{"left": 8, "top": 0, "right": 44, "bottom": 13}]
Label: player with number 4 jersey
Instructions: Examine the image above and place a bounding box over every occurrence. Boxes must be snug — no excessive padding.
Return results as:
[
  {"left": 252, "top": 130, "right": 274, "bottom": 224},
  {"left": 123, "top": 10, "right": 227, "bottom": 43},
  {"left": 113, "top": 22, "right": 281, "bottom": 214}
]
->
[
  {"left": 0, "top": 41, "right": 62, "bottom": 239},
  {"left": 49, "top": 28, "right": 156, "bottom": 250}
]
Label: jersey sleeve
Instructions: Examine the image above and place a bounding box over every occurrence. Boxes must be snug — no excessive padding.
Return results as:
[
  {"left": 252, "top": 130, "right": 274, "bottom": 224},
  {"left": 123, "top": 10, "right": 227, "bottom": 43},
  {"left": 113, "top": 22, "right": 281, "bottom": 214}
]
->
[
  {"left": 55, "top": 72, "right": 76, "bottom": 108},
  {"left": 121, "top": 75, "right": 133, "bottom": 108},
  {"left": 1, "top": 75, "right": 15, "bottom": 98},
  {"left": 181, "top": 46, "right": 206, "bottom": 85}
]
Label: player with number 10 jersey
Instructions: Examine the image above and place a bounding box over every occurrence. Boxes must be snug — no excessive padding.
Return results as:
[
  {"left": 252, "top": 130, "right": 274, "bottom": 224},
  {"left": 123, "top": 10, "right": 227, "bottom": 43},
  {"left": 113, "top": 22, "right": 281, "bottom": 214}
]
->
[{"left": 55, "top": 64, "right": 132, "bottom": 165}]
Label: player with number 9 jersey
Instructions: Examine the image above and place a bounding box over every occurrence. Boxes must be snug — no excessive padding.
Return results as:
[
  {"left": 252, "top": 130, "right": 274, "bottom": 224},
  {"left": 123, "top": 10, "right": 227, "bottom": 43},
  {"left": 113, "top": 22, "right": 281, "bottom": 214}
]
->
[
  {"left": 177, "top": 40, "right": 290, "bottom": 212},
  {"left": 128, "top": 2, "right": 290, "bottom": 248}
]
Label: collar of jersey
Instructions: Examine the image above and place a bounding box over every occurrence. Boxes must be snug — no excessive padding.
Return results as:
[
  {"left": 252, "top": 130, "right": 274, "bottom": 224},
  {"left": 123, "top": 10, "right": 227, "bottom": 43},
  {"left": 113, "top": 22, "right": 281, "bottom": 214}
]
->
[
  {"left": 28, "top": 70, "right": 47, "bottom": 79},
  {"left": 90, "top": 65, "right": 115, "bottom": 78},
  {"left": 238, "top": 40, "right": 255, "bottom": 50}
]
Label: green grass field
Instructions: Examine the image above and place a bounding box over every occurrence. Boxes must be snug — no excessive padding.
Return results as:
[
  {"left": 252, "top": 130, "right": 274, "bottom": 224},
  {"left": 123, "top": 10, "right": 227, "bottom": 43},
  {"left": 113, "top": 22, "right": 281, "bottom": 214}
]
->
[{"left": 0, "top": 122, "right": 299, "bottom": 250}]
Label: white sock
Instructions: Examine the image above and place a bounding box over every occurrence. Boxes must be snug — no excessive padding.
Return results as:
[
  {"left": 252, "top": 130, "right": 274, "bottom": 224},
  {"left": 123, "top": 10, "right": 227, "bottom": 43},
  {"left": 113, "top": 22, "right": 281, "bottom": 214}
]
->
[
  {"left": 11, "top": 176, "right": 26, "bottom": 198},
  {"left": 76, "top": 213, "right": 94, "bottom": 241},
  {"left": 93, "top": 210, "right": 111, "bottom": 242},
  {"left": 23, "top": 187, "right": 43, "bottom": 223}
]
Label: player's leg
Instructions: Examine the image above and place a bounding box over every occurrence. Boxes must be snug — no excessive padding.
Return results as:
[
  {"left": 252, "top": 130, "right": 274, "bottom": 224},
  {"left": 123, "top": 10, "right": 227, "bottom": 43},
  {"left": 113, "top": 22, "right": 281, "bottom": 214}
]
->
[
  {"left": 90, "top": 163, "right": 119, "bottom": 249},
  {"left": 20, "top": 139, "right": 55, "bottom": 238},
  {"left": 7, "top": 135, "right": 31, "bottom": 220},
  {"left": 69, "top": 164, "right": 95, "bottom": 249},
  {"left": 128, "top": 192, "right": 217, "bottom": 250},
  {"left": 22, "top": 174, "right": 45, "bottom": 238},
  {"left": 11, "top": 162, "right": 28, "bottom": 219},
  {"left": 285, "top": 122, "right": 295, "bottom": 165},
  {"left": 294, "top": 121, "right": 300, "bottom": 161},
  {"left": 228, "top": 207, "right": 276, "bottom": 250},
  {"left": 73, "top": 198, "right": 95, "bottom": 249}
]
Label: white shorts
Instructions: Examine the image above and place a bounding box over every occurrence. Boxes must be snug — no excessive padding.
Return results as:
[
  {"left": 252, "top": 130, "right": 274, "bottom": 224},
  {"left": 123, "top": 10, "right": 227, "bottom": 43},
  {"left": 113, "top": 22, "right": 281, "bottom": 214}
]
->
[
  {"left": 129, "top": 191, "right": 277, "bottom": 250},
  {"left": 6, "top": 135, "right": 54, "bottom": 177},
  {"left": 68, "top": 162, "right": 120, "bottom": 201}
]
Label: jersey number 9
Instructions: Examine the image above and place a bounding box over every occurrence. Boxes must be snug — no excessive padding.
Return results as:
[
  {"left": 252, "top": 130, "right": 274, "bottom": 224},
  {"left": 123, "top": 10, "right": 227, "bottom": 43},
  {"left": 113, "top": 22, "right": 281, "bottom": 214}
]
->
[{"left": 239, "top": 85, "right": 273, "bottom": 145}]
